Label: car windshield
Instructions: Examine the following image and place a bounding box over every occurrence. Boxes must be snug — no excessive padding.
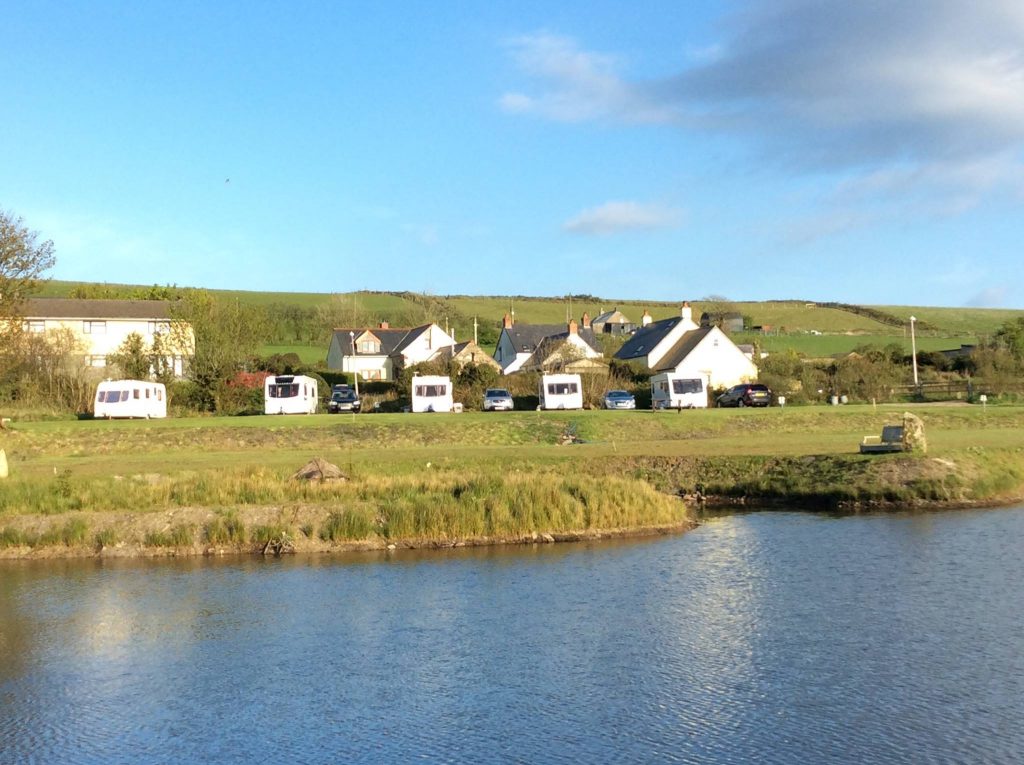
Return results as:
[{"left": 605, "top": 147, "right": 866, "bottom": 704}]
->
[
  {"left": 607, "top": 391, "right": 631, "bottom": 398},
  {"left": 486, "top": 390, "right": 510, "bottom": 398}
]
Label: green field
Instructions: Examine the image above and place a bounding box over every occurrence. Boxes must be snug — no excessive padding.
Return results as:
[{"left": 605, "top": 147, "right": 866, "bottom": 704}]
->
[
  {"left": 37, "top": 281, "right": 1023, "bottom": 356},
  {"left": 4, "top": 404, "right": 1024, "bottom": 557}
]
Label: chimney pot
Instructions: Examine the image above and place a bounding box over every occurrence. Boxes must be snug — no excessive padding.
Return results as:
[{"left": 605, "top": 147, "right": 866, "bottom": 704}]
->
[
  {"left": 568, "top": 318, "right": 578, "bottom": 335},
  {"left": 379, "top": 320, "right": 389, "bottom": 329}
]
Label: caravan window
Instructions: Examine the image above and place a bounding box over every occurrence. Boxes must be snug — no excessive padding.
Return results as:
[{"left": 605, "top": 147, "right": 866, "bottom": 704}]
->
[
  {"left": 269, "top": 384, "right": 300, "bottom": 398},
  {"left": 548, "top": 382, "right": 579, "bottom": 395},
  {"left": 157, "top": 389, "right": 163, "bottom": 401},
  {"left": 672, "top": 379, "right": 703, "bottom": 394},
  {"left": 415, "top": 384, "right": 447, "bottom": 397},
  {"left": 133, "top": 389, "right": 141, "bottom": 399}
]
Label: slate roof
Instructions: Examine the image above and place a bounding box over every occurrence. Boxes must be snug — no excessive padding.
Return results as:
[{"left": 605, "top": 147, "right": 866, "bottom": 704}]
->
[
  {"left": 653, "top": 326, "right": 715, "bottom": 371},
  {"left": 592, "top": 309, "right": 632, "bottom": 325},
  {"left": 502, "top": 324, "right": 600, "bottom": 355},
  {"left": 23, "top": 298, "right": 174, "bottom": 320},
  {"left": 331, "top": 326, "right": 427, "bottom": 356},
  {"left": 614, "top": 316, "right": 683, "bottom": 360}
]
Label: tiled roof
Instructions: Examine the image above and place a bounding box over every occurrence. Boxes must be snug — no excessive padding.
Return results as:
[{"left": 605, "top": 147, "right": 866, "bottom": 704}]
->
[
  {"left": 503, "top": 324, "right": 600, "bottom": 355},
  {"left": 653, "top": 326, "right": 715, "bottom": 371},
  {"left": 23, "top": 297, "right": 174, "bottom": 320},
  {"left": 592, "top": 309, "right": 632, "bottom": 325},
  {"left": 332, "top": 327, "right": 424, "bottom": 356},
  {"left": 614, "top": 316, "right": 682, "bottom": 360}
]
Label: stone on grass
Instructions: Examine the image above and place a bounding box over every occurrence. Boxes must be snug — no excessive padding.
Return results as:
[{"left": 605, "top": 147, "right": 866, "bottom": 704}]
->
[
  {"left": 292, "top": 458, "right": 348, "bottom": 482},
  {"left": 901, "top": 412, "right": 927, "bottom": 454}
]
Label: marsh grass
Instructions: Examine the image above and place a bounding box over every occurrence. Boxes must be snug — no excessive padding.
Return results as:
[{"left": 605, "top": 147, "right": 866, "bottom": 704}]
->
[
  {"left": 144, "top": 523, "right": 195, "bottom": 548},
  {"left": 204, "top": 511, "right": 246, "bottom": 544},
  {"left": 36, "top": 517, "right": 89, "bottom": 546},
  {"left": 95, "top": 528, "right": 120, "bottom": 548},
  {"left": 250, "top": 523, "right": 291, "bottom": 544}
]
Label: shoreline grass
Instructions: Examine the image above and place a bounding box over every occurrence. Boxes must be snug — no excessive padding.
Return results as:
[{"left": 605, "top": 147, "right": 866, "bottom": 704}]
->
[{"left": 2, "top": 403, "right": 1024, "bottom": 558}]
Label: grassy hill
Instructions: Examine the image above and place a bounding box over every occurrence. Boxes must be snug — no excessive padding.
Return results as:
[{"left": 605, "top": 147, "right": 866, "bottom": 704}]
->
[{"left": 36, "top": 281, "right": 1021, "bottom": 362}]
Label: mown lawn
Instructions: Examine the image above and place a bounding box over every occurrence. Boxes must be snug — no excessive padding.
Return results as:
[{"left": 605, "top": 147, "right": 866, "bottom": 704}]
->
[{"left": 5, "top": 404, "right": 1023, "bottom": 482}]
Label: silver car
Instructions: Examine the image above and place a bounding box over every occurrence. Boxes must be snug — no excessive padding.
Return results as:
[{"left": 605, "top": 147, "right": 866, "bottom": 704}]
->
[
  {"left": 603, "top": 390, "right": 636, "bottom": 410},
  {"left": 483, "top": 388, "right": 514, "bottom": 411}
]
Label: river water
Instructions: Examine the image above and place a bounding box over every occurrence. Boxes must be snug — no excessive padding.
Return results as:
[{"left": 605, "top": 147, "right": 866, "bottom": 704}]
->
[{"left": 2, "top": 507, "right": 1023, "bottom": 764}]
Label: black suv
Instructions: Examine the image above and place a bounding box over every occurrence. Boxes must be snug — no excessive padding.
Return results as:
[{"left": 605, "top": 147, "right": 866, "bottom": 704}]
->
[
  {"left": 715, "top": 383, "right": 772, "bottom": 408},
  {"left": 328, "top": 389, "right": 361, "bottom": 413}
]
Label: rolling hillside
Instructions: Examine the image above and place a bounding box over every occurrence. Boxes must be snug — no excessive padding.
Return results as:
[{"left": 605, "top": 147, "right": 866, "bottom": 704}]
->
[{"left": 35, "top": 281, "right": 1020, "bottom": 362}]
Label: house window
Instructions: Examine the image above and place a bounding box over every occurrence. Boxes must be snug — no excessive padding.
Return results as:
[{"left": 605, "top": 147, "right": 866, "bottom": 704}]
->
[
  {"left": 148, "top": 321, "right": 170, "bottom": 334},
  {"left": 24, "top": 320, "right": 45, "bottom": 333},
  {"left": 358, "top": 341, "right": 379, "bottom": 354},
  {"left": 362, "top": 369, "right": 383, "bottom": 380},
  {"left": 87, "top": 356, "right": 107, "bottom": 368},
  {"left": 83, "top": 321, "right": 106, "bottom": 334}
]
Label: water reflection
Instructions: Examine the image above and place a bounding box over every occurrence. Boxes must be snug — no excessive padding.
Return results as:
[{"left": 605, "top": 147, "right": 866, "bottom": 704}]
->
[{"left": 2, "top": 508, "right": 1023, "bottom": 764}]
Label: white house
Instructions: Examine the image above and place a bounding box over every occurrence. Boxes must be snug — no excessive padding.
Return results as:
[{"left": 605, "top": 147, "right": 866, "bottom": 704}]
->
[
  {"left": 615, "top": 302, "right": 757, "bottom": 389},
  {"left": 493, "top": 315, "right": 603, "bottom": 374},
  {"left": 20, "top": 298, "right": 191, "bottom": 377},
  {"left": 326, "top": 322, "right": 456, "bottom": 381}
]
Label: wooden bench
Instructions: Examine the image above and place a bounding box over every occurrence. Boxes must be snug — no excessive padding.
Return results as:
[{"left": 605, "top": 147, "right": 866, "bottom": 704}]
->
[{"left": 860, "top": 425, "right": 905, "bottom": 454}]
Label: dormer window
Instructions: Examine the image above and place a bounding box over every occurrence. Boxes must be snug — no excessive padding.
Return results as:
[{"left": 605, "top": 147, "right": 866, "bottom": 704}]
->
[{"left": 358, "top": 340, "right": 379, "bottom": 354}]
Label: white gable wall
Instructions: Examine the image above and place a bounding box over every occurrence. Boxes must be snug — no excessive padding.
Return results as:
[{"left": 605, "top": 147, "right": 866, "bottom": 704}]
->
[
  {"left": 401, "top": 325, "right": 456, "bottom": 366},
  {"left": 668, "top": 327, "right": 758, "bottom": 389}
]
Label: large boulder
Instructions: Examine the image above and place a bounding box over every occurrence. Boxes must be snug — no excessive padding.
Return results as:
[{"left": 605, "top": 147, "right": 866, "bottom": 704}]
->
[
  {"left": 902, "top": 412, "right": 927, "bottom": 454},
  {"left": 292, "top": 458, "right": 348, "bottom": 482}
]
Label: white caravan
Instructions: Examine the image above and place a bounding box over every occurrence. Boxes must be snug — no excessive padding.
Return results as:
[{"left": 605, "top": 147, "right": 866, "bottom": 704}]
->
[
  {"left": 94, "top": 380, "right": 168, "bottom": 419},
  {"left": 411, "top": 375, "right": 454, "bottom": 413},
  {"left": 650, "top": 372, "right": 709, "bottom": 410},
  {"left": 264, "top": 374, "right": 319, "bottom": 415},
  {"left": 538, "top": 373, "right": 583, "bottom": 410}
]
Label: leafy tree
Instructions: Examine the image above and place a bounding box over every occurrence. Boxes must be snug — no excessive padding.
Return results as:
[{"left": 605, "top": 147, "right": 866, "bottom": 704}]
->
[
  {"left": 107, "top": 332, "right": 151, "bottom": 379},
  {"left": 170, "top": 291, "right": 267, "bottom": 412},
  {"left": 994, "top": 317, "right": 1024, "bottom": 360},
  {"left": 0, "top": 209, "right": 55, "bottom": 321}
]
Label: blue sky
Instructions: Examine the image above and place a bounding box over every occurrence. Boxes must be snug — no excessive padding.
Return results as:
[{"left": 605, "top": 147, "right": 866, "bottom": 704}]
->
[{"left": 4, "top": 1, "right": 1023, "bottom": 307}]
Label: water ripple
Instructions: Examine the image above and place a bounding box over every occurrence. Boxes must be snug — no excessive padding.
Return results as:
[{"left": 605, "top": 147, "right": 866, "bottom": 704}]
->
[{"left": 1, "top": 507, "right": 1023, "bottom": 764}]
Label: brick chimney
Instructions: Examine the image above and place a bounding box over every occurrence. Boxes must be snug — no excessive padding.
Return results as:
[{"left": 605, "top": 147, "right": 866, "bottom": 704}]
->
[
  {"left": 379, "top": 320, "right": 389, "bottom": 329},
  {"left": 581, "top": 311, "right": 591, "bottom": 329},
  {"left": 642, "top": 309, "right": 652, "bottom": 326},
  {"left": 568, "top": 318, "right": 578, "bottom": 335},
  {"left": 502, "top": 313, "right": 513, "bottom": 328}
]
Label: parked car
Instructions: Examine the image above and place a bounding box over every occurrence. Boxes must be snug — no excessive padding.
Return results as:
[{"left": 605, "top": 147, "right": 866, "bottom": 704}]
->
[
  {"left": 715, "top": 383, "right": 772, "bottom": 408},
  {"left": 603, "top": 390, "right": 637, "bottom": 410},
  {"left": 328, "top": 388, "right": 361, "bottom": 413},
  {"left": 482, "top": 388, "right": 514, "bottom": 411}
]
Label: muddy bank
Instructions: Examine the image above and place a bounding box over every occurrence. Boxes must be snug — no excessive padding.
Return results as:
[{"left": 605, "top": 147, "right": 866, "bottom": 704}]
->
[{"left": 0, "top": 501, "right": 695, "bottom": 560}]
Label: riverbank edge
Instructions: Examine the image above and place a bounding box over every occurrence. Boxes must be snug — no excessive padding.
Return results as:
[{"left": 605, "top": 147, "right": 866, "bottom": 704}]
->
[
  {"left": 3, "top": 449, "right": 1023, "bottom": 560},
  {"left": 0, "top": 519, "right": 697, "bottom": 561}
]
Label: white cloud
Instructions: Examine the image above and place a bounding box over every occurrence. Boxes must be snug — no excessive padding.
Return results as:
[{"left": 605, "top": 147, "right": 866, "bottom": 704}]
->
[
  {"left": 502, "top": 3, "right": 1024, "bottom": 239},
  {"left": 563, "top": 201, "right": 683, "bottom": 235},
  {"left": 499, "top": 33, "right": 678, "bottom": 124}
]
